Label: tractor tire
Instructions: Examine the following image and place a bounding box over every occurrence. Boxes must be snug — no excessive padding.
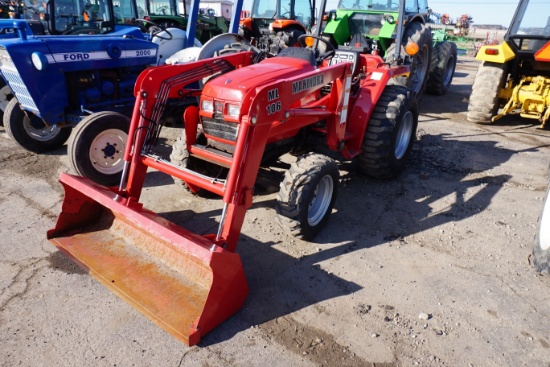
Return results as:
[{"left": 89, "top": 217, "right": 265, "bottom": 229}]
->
[
  {"left": 0, "top": 79, "right": 14, "bottom": 125},
  {"left": 359, "top": 85, "right": 418, "bottom": 179},
  {"left": 276, "top": 153, "right": 339, "bottom": 241},
  {"left": 426, "top": 41, "right": 457, "bottom": 95},
  {"left": 68, "top": 111, "right": 130, "bottom": 186},
  {"left": 467, "top": 62, "right": 508, "bottom": 123},
  {"left": 385, "top": 21, "right": 432, "bottom": 101},
  {"left": 170, "top": 129, "right": 226, "bottom": 197},
  {"left": 533, "top": 178, "right": 550, "bottom": 273},
  {"left": 3, "top": 98, "right": 72, "bottom": 153}
]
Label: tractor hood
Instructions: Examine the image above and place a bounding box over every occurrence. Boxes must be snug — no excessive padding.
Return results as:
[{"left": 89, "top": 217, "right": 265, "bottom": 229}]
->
[
  {"left": 0, "top": 26, "right": 156, "bottom": 121},
  {"left": 201, "top": 56, "right": 316, "bottom": 104}
]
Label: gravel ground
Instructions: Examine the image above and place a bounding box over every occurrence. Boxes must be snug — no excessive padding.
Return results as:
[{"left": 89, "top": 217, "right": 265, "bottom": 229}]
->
[{"left": 1, "top": 56, "right": 549, "bottom": 367}]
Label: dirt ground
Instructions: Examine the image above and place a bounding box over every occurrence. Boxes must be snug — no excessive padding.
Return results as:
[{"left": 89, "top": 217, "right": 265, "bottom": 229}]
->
[{"left": 1, "top": 56, "right": 550, "bottom": 367}]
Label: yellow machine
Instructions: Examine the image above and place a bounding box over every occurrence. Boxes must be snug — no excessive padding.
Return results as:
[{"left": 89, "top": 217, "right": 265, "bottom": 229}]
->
[{"left": 467, "top": 0, "right": 550, "bottom": 128}]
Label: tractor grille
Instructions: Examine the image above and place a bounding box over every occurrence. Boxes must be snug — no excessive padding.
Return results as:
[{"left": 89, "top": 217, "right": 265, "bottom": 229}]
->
[
  {"left": 2, "top": 70, "right": 38, "bottom": 112},
  {"left": 0, "top": 51, "right": 39, "bottom": 114},
  {"left": 202, "top": 117, "right": 238, "bottom": 142}
]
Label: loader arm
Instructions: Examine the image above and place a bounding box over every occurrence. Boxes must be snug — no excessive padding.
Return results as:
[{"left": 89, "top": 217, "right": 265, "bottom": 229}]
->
[
  {"left": 122, "top": 51, "right": 257, "bottom": 199},
  {"left": 123, "top": 59, "right": 353, "bottom": 251}
]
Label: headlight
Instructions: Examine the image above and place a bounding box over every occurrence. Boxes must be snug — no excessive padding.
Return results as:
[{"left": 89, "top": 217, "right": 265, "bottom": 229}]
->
[
  {"left": 201, "top": 98, "right": 213, "bottom": 113},
  {"left": 227, "top": 103, "right": 241, "bottom": 119},
  {"left": 386, "top": 15, "right": 395, "bottom": 24},
  {"left": 31, "top": 52, "right": 48, "bottom": 71}
]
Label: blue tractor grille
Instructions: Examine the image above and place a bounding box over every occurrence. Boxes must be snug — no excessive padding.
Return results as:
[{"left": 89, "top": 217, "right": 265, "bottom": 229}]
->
[{"left": 2, "top": 69, "right": 39, "bottom": 114}]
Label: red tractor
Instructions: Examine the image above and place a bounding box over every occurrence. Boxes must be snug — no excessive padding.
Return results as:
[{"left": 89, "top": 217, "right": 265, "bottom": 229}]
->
[{"left": 48, "top": 0, "right": 420, "bottom": 346}]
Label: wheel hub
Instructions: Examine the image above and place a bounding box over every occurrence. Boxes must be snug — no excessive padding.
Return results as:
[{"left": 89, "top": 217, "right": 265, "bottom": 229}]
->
[
  {"left": 308, "top": 175, "right": 334, "bottom": 227},
  {"left": 23, "top": 115, "right": 62, "bottom": 141},
  {"left": 103, "top": 143, "right": 117, "bottom": 158},
  {"left": 89, "top": 128, "right": 127, "bottom": 174},
  {"left": 410, "top": 45, "right": 429, "bottom": 94},
  {"left": 395, "top": 111, "right": 414, "bottom": 159}
]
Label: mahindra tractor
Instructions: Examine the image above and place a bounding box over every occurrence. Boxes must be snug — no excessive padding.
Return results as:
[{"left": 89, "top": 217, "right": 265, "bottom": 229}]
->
[
  {"left": 467, "top": 0, "right": 550, "bottom": 129},
  {"left": 238, "top": 0, "right": 316, "bottom": 55},
  {"left": 47, "top": 0, "right": 422, "bottom": 345},
  {"left": 322, "top": 0, "right": 457, "bottom": 98}
]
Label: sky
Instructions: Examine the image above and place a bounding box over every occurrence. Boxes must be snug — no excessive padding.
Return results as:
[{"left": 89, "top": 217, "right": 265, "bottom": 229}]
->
[{"left": 422, "top": 0, "right": 520, "bottom": 26}]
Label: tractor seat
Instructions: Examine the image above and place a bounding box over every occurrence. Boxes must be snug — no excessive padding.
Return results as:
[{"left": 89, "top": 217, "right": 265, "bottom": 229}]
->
[{"left": 276, "top": 47, "right": 316, "bottom": 67}]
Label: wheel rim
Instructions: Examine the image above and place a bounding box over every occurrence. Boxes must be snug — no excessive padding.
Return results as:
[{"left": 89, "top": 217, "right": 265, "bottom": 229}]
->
[
  {"left": 395, "top": 111, "right": 414, "bottom": 159},
  {"left": 89, "top": 128, "right": 128, "bottom": 175},
  {"left": 23, "top": 113, "right": 62, "bottom": 141},
  {"left": 410, "top": 45, "right": 429, "bottom": 94},
  {"left": 0, "top": 85, "right": 13, "bottom": 112},
  {"left": 443, "top": 56, "right": 455, "bottom": 87},
  {"left": 308, "top": 174, "right": 334, "bottom": 227}
]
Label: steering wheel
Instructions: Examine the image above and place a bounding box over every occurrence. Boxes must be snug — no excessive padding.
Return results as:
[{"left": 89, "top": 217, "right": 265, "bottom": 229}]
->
[
  {"left": 297, "top": 34, "right": 336, "bottom": 64},
  {"left": 136, "top": 18, "right": 173, "bottom": 40},
  {"left": 277, "top": 6, "right": 290, "bottom": 18}
]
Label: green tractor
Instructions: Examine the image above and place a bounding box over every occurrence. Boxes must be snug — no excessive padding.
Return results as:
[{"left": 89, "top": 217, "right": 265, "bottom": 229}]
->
[
  {"left": 322, "top": 0, "right": 457, "bottom": 97},
  {"left": 135, "top": 0, "right": 228, "bottom": 44}
]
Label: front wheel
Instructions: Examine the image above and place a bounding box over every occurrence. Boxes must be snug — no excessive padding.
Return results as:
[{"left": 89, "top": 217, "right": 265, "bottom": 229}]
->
[
  {"left": 68, "top": 111, "right": 130, "bottom": 186},
  {"left": 276, "top": 153, "right": 339, "bottom": 240},
  {"left": 169, "top": 128, "right": 227, "bottom": 197},
  {"left": 359, "top": 85, "right": 418, "bottom": 179},
  {"left": 3, "top": 98, "right": 72, "bottom": 152}
]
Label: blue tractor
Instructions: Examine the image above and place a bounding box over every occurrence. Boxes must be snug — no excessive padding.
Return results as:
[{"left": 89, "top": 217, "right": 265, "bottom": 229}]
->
[{"left": 0, "top": 0, "right": 242, "bottom": 184}]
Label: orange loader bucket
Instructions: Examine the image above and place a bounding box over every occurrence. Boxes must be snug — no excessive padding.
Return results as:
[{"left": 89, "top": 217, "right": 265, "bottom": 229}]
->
[{"left": 47, "top": 173, "right": 248, "bottom": 346}]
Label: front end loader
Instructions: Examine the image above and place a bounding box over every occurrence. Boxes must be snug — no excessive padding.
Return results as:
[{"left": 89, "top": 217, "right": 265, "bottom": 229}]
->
[
  {"left": 48, "top": 0, "right": 421, "bottom": 345},
  {"left": 467, "top": 0, "right": 550, "bottom": 128}
]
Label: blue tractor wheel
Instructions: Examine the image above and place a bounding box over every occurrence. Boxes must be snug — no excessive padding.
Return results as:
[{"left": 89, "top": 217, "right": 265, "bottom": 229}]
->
[
  {"left": 68, "top": 111, "right": 130, "bottom": 186},
  {"left": 3, "top": 98, "right": 72, "bottom": 153}
]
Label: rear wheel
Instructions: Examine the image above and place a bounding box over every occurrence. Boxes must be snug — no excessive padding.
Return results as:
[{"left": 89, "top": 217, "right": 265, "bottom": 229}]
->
[
  {"left": 467, "top": 62, "right": 508, "bottom": 123},
  {"left": 426, "top": 41, "right": 457, "bottom": 95},
  {"left": 276, "top": 153, "right": 339, "bottom": 240},
  {"left": 385, "top": 22, "right": 432, "bottom": 101},
  {"left": 3, "top": 98, "right": 72, "bottom": 152},
  {"left": 68, "top": 111, "right": 130, "bottom": 186},
  {"left": 359, "top": 85, "right": 418, "bottom": 179}
]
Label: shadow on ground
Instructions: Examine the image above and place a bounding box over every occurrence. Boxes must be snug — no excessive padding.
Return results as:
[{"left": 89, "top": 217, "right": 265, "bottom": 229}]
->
[{"left": 143, "top": 131, "right": 529, "bottom": 346}]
